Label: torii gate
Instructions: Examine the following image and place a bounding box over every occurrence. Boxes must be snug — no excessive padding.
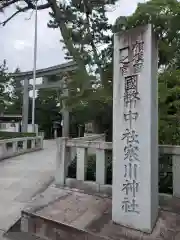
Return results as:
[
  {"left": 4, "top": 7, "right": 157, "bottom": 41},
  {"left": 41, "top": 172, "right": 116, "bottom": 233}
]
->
[{"left": 10, "top": 61, "right": 77, "bottom": 137}]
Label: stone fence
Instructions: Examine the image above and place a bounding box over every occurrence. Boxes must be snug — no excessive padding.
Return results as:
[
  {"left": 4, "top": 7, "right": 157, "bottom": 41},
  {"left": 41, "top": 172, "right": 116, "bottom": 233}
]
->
[
  {"left": 72, "top": 133, "right": 105, "bottom": 142},
  {"left": 55, "top": 137, "right": 180, "bottom": 198},
  {"left": 69, "top": 134, "right": 105, "bottom": 162},
  {"left": 0, "top": 136, "right": 43, "bottom": 160}
]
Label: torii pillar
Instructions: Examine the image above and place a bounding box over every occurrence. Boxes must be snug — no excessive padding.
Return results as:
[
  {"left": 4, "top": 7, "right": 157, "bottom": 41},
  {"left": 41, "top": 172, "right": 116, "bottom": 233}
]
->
[{"left": 22, "top": 77, "right": 29, "bottom": 132}]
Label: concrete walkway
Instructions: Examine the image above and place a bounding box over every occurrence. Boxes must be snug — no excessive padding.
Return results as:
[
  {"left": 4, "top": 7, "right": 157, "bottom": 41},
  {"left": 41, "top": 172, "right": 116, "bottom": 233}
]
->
[{"left": 0, "top": 140, "right": 56, "bottom": 233}]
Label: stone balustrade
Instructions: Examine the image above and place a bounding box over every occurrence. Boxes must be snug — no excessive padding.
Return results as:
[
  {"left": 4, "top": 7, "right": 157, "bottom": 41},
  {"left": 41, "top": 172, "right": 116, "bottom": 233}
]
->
[
  {"left": 73, "top": 133, "right": 105, "bottom": 141},
  {"left": 0, "top": 136, "right": 43, "bottom": 160},
  {"left": 55, "top": 137, "right": 180, "bottom": 198},
  {"left": 159, "top": 145, "right": 180, "bottom": 198},
  {"left": 69, "top": 133, "right": 106, "bottom": 163}
]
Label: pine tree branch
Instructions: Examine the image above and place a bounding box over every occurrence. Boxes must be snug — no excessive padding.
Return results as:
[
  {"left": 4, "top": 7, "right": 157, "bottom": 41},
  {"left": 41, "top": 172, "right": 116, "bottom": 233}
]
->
[
  {"left": 47, "top": 0, "right": 90, "bottom": 89},
  {"left": 0, "top": 1, "right": 50, "bottom": 26},
  {"left": 83, "top": 0, "right": 103, "bottom": 82},
  {"left": 1, "top": 6, "right": 28, "bottom": 26},
  {"left": 23, "top": 0, "right": 50, "bottom": 10},
  {"left": 0, "top": 0, "right": 19, "bottom": 11}
]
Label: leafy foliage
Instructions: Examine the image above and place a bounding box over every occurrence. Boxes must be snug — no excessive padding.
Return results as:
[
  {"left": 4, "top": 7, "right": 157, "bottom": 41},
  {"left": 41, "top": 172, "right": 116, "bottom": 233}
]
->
[
  {"left": 114, "top": 0, "right": 180, "bottom": 68},
  {"left": 158, "top": 70, "right": 180, "bottom": 144},
  {"left": 0, "top": 0, "right": 116, "bottom": 104},
  {"left": 6, "top": 67, "right": 23, "bottom": 115},
  {"left": 2, "top": 0, "right": 180, "bottom": 146},
  {"left": 0, "top": 60, "right": 10, "bottom": 114},
  {"left": 113, "top": 0, "right": 180, "bottom": 144},
  {"left": 35, "top": 89, "right": 61, "bottom": 138},
  {"left": 0, "top": 131, "right": 35, "bottom": 139}
]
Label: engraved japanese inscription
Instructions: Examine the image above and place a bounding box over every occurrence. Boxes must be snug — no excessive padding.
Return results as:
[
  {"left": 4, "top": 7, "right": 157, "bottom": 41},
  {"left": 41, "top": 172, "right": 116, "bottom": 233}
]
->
[
  {"left": 124, "top": 75, "right": 140, "bottom": 108},
  {"left": 119, "top": 47, "right": 129, "bottom": 76},
  {"left": 120, "top": 33, "right": 144, "bottom": 214},
  {"left": 132, "top": 40, "right": 144, "bottom": 73}
]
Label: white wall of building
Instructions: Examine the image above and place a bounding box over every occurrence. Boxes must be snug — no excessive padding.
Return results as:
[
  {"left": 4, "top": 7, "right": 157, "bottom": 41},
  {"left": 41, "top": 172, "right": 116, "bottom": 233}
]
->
[
  {"left": 27, "top": 124, "right": 38, "bottom": 135},
  {"left": 0, "top": 122, "right": 20, "bottom": 132}
]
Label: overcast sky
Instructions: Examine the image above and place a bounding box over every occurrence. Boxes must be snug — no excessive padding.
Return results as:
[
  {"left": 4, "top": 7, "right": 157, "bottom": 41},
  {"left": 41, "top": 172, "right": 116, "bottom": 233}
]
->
[{"left": 0, "top": 0, "right": 145, "bottom": 72}]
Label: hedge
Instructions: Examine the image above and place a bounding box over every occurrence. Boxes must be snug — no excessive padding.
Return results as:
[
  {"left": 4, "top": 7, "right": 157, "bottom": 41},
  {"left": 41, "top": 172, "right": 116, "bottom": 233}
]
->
[{"left": 0, "top": 131, "right": 36, "bottom": 140}]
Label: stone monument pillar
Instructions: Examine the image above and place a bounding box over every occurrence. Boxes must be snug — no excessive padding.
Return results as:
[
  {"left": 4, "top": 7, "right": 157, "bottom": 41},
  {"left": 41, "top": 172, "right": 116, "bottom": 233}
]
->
[
  {"left": 112, "top": 24, "right": 158, "bottom": 233},
  {"left": 22, "top": 77, "right": 29, "bottom": 132}
]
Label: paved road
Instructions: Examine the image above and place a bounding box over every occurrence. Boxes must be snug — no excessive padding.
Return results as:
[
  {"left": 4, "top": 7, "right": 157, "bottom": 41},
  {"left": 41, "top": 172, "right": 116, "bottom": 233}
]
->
[{"left": 0, "top": 140, "right": 56, "bottom": 234}]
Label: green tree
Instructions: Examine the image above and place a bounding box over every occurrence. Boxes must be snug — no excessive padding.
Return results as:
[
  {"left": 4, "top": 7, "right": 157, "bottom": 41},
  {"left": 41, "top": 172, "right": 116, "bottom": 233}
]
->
[
  {"left": 1, "top": 0, "right": 117, "bottom": 137},
  {"left": 114, "top": 0, "right": 180, "bottom": 68},
  {"left": 47, "top": 0, "right": 116, "bottom": 111},
  {"left": 0, "top": 60, "right": 10, "bottom": 114},
  {"left": 35, "top": 89, "right": 61, "bottom": 138},
  {"left": 158, "top": 70, "right": 180, "bottom": 144},
  {"left": 6, "top": 68, "right": 23, "bottom": 115},
  {"left": 113, "top": 0, "right": 180, "bottom": 144},
  {"left": 0, "top": 0, "right": 117, "bottom": 86}
]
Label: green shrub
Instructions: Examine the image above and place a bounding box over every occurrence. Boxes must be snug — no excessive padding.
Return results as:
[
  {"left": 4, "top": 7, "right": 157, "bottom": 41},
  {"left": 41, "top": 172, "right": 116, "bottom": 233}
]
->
[{"left": 0, "top": 132, "right": 36, "bottom": 140}]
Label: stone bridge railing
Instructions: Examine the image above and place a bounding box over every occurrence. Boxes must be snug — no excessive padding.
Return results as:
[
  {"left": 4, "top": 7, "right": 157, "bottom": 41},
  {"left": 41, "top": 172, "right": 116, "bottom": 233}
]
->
[
  {"left": 70, "top": 134, "right": 105, "bottom": 159},
  {"left": 56, "top": 137, "right": 180, "bottom": 198},
  {"left": 0, "top": 136, "right": 43, "bottom": 160}
]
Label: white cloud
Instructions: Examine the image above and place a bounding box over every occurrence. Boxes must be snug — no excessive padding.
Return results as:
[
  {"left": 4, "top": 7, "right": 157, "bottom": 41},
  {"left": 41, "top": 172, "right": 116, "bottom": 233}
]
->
[
  {"left": 107, "top": 0, "right": 145, "bottom": 24},
  {"left": 13, "top": 40, "right": 31, "bottom": 50},
  {"left": 0, "top": 0, "right": 146, "bottom": 72}
]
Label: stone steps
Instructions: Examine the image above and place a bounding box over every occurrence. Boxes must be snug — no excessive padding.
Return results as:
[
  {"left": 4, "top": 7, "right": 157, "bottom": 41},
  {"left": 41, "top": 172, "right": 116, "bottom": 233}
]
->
[
  {"left": 5, "top": 231, "right": 44, "bottom": 240},
  {"left": 21, "top": 211, "right": 104, "bottom": 240},
  {"left": 20, "top": 186, "right": 111, "bottom": 240},
  {"left": 18, "top": 186, "right": 180, "bottom": 240}
]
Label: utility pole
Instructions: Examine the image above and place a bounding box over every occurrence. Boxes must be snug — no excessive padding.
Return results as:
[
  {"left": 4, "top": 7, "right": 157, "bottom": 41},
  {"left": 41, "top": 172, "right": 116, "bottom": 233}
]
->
[{"left": 32, "top": 0, "right": 38, "bottom": 133}]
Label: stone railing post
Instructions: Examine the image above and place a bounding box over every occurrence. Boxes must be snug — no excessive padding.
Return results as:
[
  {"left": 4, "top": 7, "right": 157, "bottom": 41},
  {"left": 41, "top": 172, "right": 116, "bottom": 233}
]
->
[
  {"left": 76, "top": 147, "right": 88, "bottom": 181},
  {"left": 23, "top": 140, "right": 27, "bottom": 151},
  {"left": 2, "top": 143, "right": 7, "bottom": 156},
  {"left": 40, "top": 137, "right": 43, "bottom": 149},
  {"left": 36, "top": 137, "right": 43, "bottom": 149},
  {"left": 39, "top": 131, "right": 44, "bottom": 139},
  {"left": 96, "top": 148, "right": 106, "bottom": 185},
  {"left": 31, "top": 139, "right": 35, "bottom": 149},
  {"left": 55, "top": 137, "right": 69, "bottom": 186},
  {"left": 13, "top": 141, "right": 18, "bottom": 153},
  {"left": 0, "top": 144, "right": 4, "bottom": 157}
]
